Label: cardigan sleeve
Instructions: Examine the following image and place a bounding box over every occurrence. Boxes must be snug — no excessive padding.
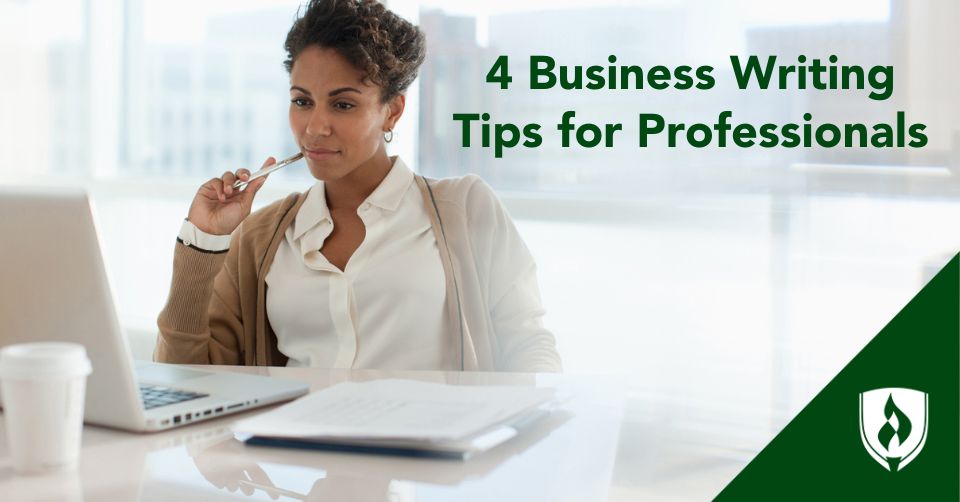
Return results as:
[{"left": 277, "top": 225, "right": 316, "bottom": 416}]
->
[
  {"left": 153, "top": 231, "right": 245, "bottom": 365},
  {"left": 463, "top": 177, "right": 563, "bottom": 373}
]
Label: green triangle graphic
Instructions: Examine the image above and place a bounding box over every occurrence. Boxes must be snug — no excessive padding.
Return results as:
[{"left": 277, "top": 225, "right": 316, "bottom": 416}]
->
[{"left": 716, "top": 254, "right": 959, "bottom": 500}]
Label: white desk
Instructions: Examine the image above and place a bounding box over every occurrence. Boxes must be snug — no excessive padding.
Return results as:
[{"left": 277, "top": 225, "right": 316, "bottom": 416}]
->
[{"left": 0, "top": 367, "right": 756, "bottom": 501}]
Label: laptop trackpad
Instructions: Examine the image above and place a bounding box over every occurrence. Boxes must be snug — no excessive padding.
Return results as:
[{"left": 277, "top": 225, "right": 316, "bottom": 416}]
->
[{"left": 136, "top": 362, "right": 213, "bottom": 383}]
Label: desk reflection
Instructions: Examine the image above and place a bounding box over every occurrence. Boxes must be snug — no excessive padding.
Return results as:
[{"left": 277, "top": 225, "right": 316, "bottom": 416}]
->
[{"left": 183, "top": 409, "right": 572, "bottom": 502}]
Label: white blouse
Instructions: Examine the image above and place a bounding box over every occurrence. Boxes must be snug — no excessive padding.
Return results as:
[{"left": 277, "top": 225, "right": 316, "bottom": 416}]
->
[
  {"left": 177, "top": 156, "right": 562, "bottom": 372},
  {"left": 265, "top": 157, "right": 449, "bottom": 369}
]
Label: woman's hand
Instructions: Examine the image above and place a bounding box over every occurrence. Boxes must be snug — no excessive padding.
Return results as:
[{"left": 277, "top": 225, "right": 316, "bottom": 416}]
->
[{"left": 187, "top": 157, "right": 275, "bottom": 236}]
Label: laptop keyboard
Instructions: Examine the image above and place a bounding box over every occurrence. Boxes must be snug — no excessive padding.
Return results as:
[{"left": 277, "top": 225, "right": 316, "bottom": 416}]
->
[{"left": 140, "top": 384, "right": 209, "bottom": 410}]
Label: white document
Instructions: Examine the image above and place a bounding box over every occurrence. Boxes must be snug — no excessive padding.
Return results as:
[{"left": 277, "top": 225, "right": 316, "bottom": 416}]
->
[{"left": 233, "top": 379, "right": 556, "bottom": 442}]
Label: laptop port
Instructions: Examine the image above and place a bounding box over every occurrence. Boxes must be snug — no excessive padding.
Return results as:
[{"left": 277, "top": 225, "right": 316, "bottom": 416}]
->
[
  {"left": 215, "top": 407, "right": 224, "bottom": 413},
  {"left": 173, "top": 415, "right": 181, "bottom": 424},
  {"left": 203, "top": 410, "right": 212, "bottom": 416},
  {"left": 226, "top": 403, "right": 243, "bottom": 410}
]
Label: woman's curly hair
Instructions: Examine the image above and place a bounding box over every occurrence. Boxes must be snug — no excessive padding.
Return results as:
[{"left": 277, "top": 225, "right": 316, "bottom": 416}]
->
[{"left": 283, "top": 0, "right": 426, "bottom": 103}]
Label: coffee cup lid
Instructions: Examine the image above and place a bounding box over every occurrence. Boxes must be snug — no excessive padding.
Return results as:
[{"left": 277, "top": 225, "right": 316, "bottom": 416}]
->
[{"left": 0, "top": 342, "right": 93, "bottom": 380}]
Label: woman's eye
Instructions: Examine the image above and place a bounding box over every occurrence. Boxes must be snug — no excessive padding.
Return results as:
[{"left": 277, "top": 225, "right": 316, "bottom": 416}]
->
[
  {"left": 290, "top": 98, "right": 311, "bottom": 107},
  {"left": 333, "top": 102, "right": 355, "bottom": 111}
]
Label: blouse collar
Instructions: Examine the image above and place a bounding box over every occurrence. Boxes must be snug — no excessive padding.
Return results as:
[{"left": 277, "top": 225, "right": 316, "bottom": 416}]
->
[{"left": 292, "top": 155, "right": 413, "bottom": 241}]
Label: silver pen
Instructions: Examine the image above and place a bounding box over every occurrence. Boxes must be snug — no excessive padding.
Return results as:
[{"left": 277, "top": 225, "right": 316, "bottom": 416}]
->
[{"left": 233, "top": 152, "right": 305, "bottom": 189}]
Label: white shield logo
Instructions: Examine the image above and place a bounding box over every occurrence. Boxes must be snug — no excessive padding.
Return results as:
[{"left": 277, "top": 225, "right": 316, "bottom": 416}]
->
[{"left": 859, "top": 388, "right": 928, "bottom": 472}]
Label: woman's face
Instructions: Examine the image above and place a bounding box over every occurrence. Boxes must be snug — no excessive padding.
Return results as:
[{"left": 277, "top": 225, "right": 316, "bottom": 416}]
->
[{"left": 289, "top": 45, "right": 403, "bottom": 182}]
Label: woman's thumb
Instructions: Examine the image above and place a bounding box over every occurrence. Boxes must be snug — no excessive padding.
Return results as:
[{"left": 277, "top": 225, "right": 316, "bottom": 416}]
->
[
  {"left": 241, "top": 156, "right": 275, "bottom": 200},
  {"left": 246, "top": 174, "right": 268, "bottom": 196}
]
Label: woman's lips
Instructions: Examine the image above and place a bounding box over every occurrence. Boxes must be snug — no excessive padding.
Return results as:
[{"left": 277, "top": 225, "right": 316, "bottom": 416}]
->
[{"left": 305, "top": 148, "right": 339, "bottom": 160}]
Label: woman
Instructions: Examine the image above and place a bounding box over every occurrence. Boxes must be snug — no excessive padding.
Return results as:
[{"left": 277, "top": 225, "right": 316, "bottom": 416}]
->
[{"left": 154, "top": 0, "right": 561, "bottom": 372}]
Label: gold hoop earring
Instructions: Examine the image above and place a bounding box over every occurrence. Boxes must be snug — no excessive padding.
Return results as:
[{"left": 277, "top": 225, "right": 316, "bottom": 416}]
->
[{"left": 384, "top": 130, "right": 394, "bottom": 143}]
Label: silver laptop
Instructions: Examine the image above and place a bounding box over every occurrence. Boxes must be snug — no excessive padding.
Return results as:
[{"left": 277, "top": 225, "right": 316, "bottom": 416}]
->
[{"left": 0, "top": 185, "right": 309, "bottom": 432}]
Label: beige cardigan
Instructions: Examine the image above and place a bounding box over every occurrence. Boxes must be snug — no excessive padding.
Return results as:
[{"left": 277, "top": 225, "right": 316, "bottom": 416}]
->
[{"left": 154, "top": 174, "right": 562, "bottom": 372}]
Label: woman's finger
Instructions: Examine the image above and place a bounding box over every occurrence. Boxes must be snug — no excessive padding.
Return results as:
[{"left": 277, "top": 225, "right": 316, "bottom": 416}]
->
[
  {"left": 221, "top": 171, "right": 237, "bottom": 196},
  {"left": 210, "top": 178, "right": 225, "bottom": 202}
]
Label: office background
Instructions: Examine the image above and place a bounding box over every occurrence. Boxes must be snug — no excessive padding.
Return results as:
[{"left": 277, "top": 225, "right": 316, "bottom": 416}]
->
[{"left": 1, "top": 0, "right": 958, "bottom": 466}]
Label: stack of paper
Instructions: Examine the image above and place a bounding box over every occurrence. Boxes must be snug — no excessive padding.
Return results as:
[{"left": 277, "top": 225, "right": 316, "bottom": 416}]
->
[{"left": 233, "top": 379, "right": 558, "bottom": 459}]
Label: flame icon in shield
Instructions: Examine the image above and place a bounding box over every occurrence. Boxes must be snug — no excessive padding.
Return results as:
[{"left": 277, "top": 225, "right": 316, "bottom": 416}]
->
[{"left": 859, "top": 388, "right": 929, "bottom": 471}]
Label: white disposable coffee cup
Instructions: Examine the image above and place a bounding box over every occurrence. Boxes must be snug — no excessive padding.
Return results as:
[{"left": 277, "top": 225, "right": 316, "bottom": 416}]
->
[{"left": 0, "top": 342, "right": 92, "bottom": 474}]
